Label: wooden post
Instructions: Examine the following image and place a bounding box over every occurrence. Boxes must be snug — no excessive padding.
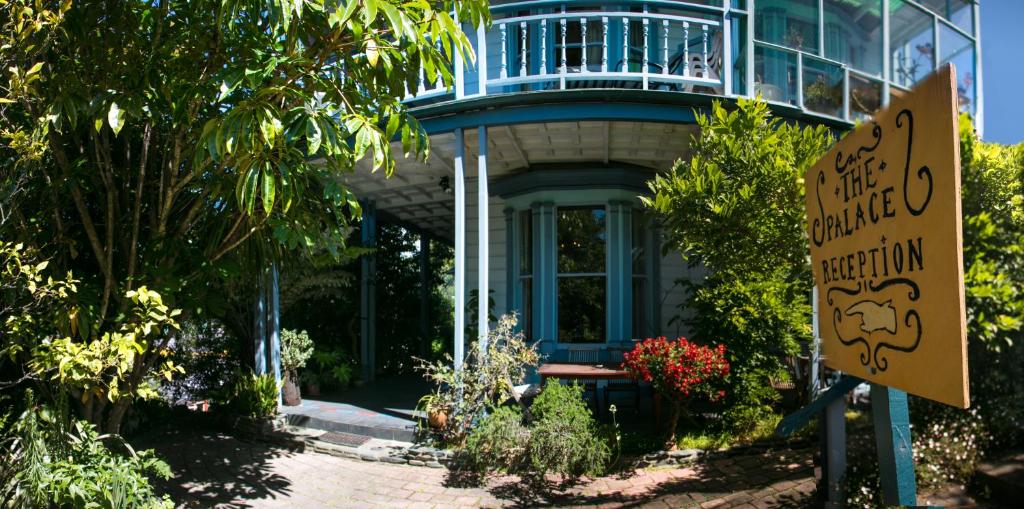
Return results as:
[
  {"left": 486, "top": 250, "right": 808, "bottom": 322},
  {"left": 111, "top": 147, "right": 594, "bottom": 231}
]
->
[
  {"left": 360, "top": 201, "right": 377, "bottom": 383},
  {"left": 821, "top": 397, "right": 847, "bottom": 508},
  {"left": 871, "top": 384, "right": 917, "bottom": 507},
  {"left": 419, "top": 235, "right": 431, "bottom": 358}
]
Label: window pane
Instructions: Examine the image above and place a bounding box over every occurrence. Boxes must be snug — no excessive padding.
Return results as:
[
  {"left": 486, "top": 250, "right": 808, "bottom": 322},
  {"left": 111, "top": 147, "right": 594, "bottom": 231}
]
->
[
  {"left": 558, "top": 277, "right": 606, "bottom": 343},
  {"left": 755, "top": 44, "right": 798, "bottom": 105},
  {"left": 803, "top": 57, "right": 844, "bottom": 117},
  {"left": 521, "top": 277, "right": 532, "bottom": 340},
  {"left": 939, "top": 23, "right": 976, "bottom": 115},
  {"left": 823, "top": 0, "right": 883, "bottom": 75},
  {"left": 632, "top": 277, "right": 646, "bottom": 339},
  {"left": 519, "top": 210, "right": 532, "bottom": 275},
  {"left": 915, "top": 0, "right": 973, "bottom": 34},
  {"left": 557, "top": 206, "right": 606, "bottom": 274},
  {"left": 849, "top": 73, "right": 883, "bottom": 121},
  {"left": 755, "top": 0, "right": 820, "bottom": 53},
  {"left": 632, "top": 212, "right": 646, "bottom": 274},
  {"left": 890, "top": 1, "right": 935, "bottom": 88}
]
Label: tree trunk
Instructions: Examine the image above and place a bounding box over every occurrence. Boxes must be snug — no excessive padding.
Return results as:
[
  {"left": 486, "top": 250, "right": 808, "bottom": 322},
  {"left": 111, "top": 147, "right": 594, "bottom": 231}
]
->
[{"left": 665, "top": 400, "right": 683, "bottom": 450}]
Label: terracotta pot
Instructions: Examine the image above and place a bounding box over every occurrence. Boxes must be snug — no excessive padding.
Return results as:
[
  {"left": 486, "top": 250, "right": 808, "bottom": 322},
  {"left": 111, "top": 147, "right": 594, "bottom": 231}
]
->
[
  {"left": 304, "top": 382, "right": 321, "bottom": 397},
  {"left": 427, "top": 407, "right": 448, "bottom": 429},
  {"left": 282, "top": 371, "right": 302, "bottom": 406}
]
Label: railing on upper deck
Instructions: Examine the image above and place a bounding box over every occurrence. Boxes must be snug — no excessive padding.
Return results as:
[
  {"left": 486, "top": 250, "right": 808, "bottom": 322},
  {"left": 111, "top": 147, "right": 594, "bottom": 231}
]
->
[{"left": 406, "top": 0, "right": 903, "bottom": 126}]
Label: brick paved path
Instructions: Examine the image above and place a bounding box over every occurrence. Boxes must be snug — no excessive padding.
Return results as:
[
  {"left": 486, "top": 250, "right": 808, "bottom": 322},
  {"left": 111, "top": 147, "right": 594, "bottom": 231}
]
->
[{"left": 147, "top": 430, "right": 817, "bottom": 508}]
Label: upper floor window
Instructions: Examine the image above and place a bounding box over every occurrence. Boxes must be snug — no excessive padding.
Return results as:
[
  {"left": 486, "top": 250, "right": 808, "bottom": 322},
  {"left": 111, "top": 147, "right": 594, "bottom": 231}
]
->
[{"left": 756, "top": 0, "right": 820, "bottom": 54}]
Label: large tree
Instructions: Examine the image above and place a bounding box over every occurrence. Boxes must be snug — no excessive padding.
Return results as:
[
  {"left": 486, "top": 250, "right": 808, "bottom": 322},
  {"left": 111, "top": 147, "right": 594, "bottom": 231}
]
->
[{"left": 0, "top": 0, "right": 487, "bottom": 433}]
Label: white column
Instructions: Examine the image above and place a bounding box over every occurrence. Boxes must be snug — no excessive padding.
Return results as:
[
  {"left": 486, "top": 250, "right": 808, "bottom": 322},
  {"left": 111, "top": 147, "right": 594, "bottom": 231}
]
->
[
  {"left": 455, "top": 11, "right": 464, "bottom": 98},
  {"left": 972, "top": 0, "right": 984, "bottom": 137},
  {"left": 453, "top": 128, "right": 466, "bottom": 369},
  {"left": 478, "top": 126, "right": 489, "bottom": 351}
]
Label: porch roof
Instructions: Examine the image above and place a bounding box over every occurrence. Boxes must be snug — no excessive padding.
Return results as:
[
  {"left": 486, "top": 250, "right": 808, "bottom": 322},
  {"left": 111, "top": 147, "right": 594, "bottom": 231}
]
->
[{"left": 344, "top": 120, "right": 697, "bottom": 240}]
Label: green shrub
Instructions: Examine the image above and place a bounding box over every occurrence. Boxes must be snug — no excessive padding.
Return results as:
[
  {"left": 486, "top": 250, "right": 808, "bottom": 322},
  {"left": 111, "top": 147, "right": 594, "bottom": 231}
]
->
[
  {"left": 222, "top": 370, "right": 279, "bottom": 418},
  {"left": 2, "top": 394, "right": 172, "bottom": 508},
  {"left": 528, "top": 381, "right": 610, "bottom": 479},
  {"left": 463, "top": 406, "right": 529, "bottom": 474},
  {"left": 461, "top": 381, "right": 611, "bottom": 482},
  {"left": 644, "top": 98, "right": 831, "bottom": 433}
]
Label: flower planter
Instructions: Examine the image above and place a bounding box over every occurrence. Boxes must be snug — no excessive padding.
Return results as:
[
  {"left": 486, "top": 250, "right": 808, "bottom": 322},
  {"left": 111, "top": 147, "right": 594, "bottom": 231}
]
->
[{"left": 282, "top": 371, "right": 302, "bottom": 406}]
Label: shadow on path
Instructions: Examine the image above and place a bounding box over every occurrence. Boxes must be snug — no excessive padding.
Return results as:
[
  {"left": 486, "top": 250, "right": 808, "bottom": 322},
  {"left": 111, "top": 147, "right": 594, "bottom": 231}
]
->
[{"left": 138, "top": 428, "right": 294, "bottom": 508}]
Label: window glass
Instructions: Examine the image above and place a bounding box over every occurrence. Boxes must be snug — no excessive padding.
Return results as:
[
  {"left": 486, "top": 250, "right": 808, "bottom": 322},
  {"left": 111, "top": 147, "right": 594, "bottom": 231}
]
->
[
  {"left": 631, "top": 212, "right": 648, "bottom": 339},
  {"left": 557, "top": 207, "right": 606, "bottom": 274},
  {"left": 890, "top": 1, "right": 935, "bottom": 88},
  {"left": 916, "top": 0, "right": 973, "bottom": 34},
  {"left": 823, "top": 0, "right": 883, "bottom": 75},
  {"left": 558, "top": 277, "right": 606, "bottom": 343},
  {"left": 803, "top": 57, "right": 844, "bottom": 117},
  {"left": 849, "top": 73, "right": 883, "bottom": 121},
  {"left": 939, "top": 23, "right": 976, "bottom": 115},
  {"left": 557, "top": 206, "right": 606, "bottom": 343},
  {"left": 754, "top": 44, "right": 797, "bottom": 105},
  {"left": 755, "top": 0, "right": 819, "bottom": 54},
  {"left": 518, "top": 210, "right": 533, "bottom": 339}
]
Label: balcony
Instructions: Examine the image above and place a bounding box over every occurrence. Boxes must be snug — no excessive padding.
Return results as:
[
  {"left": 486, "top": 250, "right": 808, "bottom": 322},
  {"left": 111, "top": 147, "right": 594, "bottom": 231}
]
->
[{"left": 404, "top": 0, "right": 980, "bottom": 128}]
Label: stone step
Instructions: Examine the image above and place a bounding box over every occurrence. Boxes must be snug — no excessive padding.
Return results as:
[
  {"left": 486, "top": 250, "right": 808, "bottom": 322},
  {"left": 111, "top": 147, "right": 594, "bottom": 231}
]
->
[{"left": 975, "top": 451, "right": 1024, "bottom": 506}]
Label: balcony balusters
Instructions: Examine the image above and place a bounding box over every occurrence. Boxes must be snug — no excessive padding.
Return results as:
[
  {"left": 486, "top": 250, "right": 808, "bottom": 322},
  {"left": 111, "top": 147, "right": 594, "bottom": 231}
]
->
[
  {"left": 662, "top": 20, "right": 669, "bottom": 76},
  {"left": 702, "top": 24, "right": 709, "bottom": 79},
  {"left": 683, "top": 22, "right": 690, "bottom": 77},
  {"left": 520, "top": 22, "right": 527, "bottom": 77},
  {"left": 601, "top": 17, "right": 608, "bottom": 73},
  {"left": 500, "top": 24, "right": 507, "bottom": 80},
  {"left": 622, "top": 18, "right": 629, "bottom": 72},
  {"left": 581, "top": 18, "right": 588, "bottom": 72},
  {"left": 540, "top": 19, "right": 547, "bottom": 75},
  {"left": 642, "top": 17, "right": 649, "bottom": 89}
]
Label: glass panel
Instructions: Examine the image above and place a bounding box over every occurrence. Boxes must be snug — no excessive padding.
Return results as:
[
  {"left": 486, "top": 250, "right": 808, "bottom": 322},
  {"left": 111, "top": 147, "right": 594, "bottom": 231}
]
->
[
  {"left": 558, "top": 277, "right": 606, "bottom": 343},
  {"left": 557, "top": 206, "right": 606, "bottom": 274},
  {"left": 732, "top": 15, "right": 747, "bottom": 95},
  {"left": 755, "top": 44, "right": 798, "bottom": 105},
  {"left": 890, "top": 1, "right": 935, "bottom": 88},
  {"left": 521, "top": 277, "right": 532, "bottom": 340},
  {"left": 519, "top": 210, "right": 532, "bottom": 275},
  {"left": 755, "top": 0, "right": 820, "bottom": 53},
  {"left": 631, "top": 277, "right": 646, "bottom": 339},
  {"left": 803, "top": 57, "right": 844, "bottom": 117},
  {"left": 939, "top": 23, "right": 976, "bottom": 115},
  {"left": 632, "top": 212, "right": 646, "bottom": 274},
  {"left": 849, "top": 73, "right": 883, "bottom": 121},
  {"left": 916, "top": 0, "right": 973, "bottom": 34},
  {"left": 823, "top": 0, "right": 883, "bottom": 75}
]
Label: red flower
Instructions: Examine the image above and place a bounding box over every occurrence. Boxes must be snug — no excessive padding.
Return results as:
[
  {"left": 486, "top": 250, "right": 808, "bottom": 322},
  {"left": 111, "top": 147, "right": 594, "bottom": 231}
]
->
[{"left": 621, "top": 337, "right": 730, "bottom": 404}]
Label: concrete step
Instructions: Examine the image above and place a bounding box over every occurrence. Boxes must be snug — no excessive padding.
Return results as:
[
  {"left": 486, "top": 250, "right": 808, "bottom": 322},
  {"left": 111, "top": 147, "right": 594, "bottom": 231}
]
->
[{"left": 283, "top": 412, "right": 417, "bottom": 442}]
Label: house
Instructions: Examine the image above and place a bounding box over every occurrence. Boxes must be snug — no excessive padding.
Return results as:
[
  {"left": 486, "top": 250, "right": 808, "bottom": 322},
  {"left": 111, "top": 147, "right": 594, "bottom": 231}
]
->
[{"left": 254, "top": 0, "right": 982, "bottom": 385}]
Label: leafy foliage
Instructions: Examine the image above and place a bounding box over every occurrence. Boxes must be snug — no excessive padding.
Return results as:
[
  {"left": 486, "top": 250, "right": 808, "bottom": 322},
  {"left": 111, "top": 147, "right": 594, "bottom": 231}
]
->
[
  {"left": 463, "top": 382, "right": 611, "bottom": 482},
  {"left": 280, "top": 329, "right": 314, "bottom": 372},
  {"left": 1, "top": 392, "right": 172, "bottom": 508},
  {"left": 0, "top": 0, "right": 486, "bottom": 432},
  {"left": 644, "top": 98, "right": 832, "bottom": 432},
  {"left": 221, "top": 370, "right": 279, "bottom": 419},
  {"left": 417, "top": 314, "right": 539, "bottom": 446}
]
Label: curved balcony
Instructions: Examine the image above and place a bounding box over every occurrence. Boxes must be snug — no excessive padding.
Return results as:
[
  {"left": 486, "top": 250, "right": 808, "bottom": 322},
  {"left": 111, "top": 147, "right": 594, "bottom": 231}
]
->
[{"left": 405, "top": 0, "right": 981, "bottom": 131}]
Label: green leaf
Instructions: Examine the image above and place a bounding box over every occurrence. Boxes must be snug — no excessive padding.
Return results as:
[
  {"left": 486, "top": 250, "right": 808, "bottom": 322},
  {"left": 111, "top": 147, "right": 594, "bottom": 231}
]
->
[
  {"left": 262, "top": 170, "right": 276, "bottom": 215},
  {"left": 107, "top": 102, "right": 125, "bottom": 136},
  {"left": 306, "top": 117, "right": 322, "bottom": 155}
]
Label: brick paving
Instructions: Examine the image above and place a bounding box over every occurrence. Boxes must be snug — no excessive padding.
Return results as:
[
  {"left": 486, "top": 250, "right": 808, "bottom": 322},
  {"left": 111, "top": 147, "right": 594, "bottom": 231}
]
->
[{"left": 145, "top": 429, "right": 817, "bottom": 508}]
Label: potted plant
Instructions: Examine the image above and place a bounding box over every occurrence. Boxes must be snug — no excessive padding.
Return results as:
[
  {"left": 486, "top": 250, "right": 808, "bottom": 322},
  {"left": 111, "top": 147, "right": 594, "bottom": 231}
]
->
[
  {"left": 281, "top": 329, "right": 315, "bottom": 406},
  {"left": 622, "top": 337, "right": 730, "bottom": 449},
  {"left": 307, "top": 347, "right": 356, "bottom": 393},
  {"left": 301, "top": 370, "right": 321, "bottom": 397}
]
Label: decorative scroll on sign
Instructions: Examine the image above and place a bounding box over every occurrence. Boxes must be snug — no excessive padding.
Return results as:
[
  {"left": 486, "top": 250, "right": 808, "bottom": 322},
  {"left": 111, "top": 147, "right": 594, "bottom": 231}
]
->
[{"left": 806, "top": 65, "right": 969, "bottom": 408}]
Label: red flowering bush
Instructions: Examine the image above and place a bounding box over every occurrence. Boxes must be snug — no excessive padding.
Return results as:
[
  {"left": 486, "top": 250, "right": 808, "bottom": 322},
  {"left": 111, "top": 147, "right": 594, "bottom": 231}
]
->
[{"left": 622, "top": 337, "right": 730, "bottom": 447}]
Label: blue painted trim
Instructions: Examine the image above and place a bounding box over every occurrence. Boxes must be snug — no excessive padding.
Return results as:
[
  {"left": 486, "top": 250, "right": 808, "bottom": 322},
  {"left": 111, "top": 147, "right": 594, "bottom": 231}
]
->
[
  {"left": 492, "top": 166, "right": 655, "bottom": 198},
  {"left": 253, "top": 268, "right": 267, "bottom": 375},
  {"left": 776, "top": 375, "right": 864, "bottom": 436},
  {"left": 359, "top": 201, "right": 378, "bottom": 382},
  {"left": 532, "top": 202, "right": 557, "bottom": 342},
  {"left": 453, "top": 129, "right": 466, "bottom": 370},
  {"left": 646, "top": 223, "right": 661, "bottom": 337},
  {"left": 505, "top": 208, "right": 516, "bottom": 319},
  {"left": 419, "top": 101, "right": 700, "bottom": 134},
  {"left": 871, "top": 384, "right": 918, "bottom": 507},
  {"left": 477, "top": 126, "right": 490, "bottom": 349},
  {"left": 269, "top": 263, "right": 282, "bottom": 405}
]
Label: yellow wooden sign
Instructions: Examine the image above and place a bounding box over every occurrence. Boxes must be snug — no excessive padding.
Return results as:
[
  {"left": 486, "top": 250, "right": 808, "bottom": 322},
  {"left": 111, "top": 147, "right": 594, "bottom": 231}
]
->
[{"left": 806, "top": 65, "right": 969, "bottom": 408}]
